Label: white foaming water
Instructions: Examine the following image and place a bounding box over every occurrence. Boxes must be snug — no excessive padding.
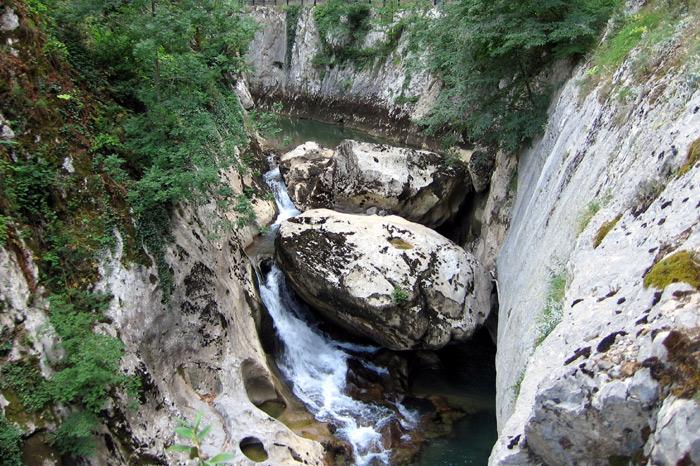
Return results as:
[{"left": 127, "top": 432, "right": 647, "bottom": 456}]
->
[
  {"left": 261, "top": 164, "right": 416, "bottom": 465},
  {"left": 263, "top": 166, "right": 299, "bottom": 225},
  {"left": 260, "top": 267, "right": 393, "bottom": 465}
]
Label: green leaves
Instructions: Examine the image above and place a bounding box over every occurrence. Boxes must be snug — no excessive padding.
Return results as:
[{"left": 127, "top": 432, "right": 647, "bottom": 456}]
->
[
  {"left": 48, "top": 0, "right": 257, "bottom": 300},
  {"left": 0, "top": 414, "right": 23, "bottom": 466},
  {"left": 207, "top": 453, "right": 236, "bottom": 465},
  {"left": 417, "top": 0, "right": 619, "bottom": 152},
  {"left": 169, "top": 413, "right": 235, "bottom": 465},
  {"left": 49, "top": 411, "right": 100, "bottom": 457}
]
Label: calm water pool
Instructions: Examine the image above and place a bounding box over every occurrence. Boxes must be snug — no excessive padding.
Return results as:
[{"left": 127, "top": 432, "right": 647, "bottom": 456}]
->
[
  {"left": 413, "top": 332, "right": 497, "bottom": 466},
  {"left": 267, "top": 115, "right": 390, "bottom": 151}
]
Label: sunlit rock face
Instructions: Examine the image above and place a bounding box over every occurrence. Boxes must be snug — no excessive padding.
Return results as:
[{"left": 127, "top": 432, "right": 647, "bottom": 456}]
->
[
  {"left": 280, "top": 139, "right": 470, "bottom": 227},
  {"left": 489, "top": 10, "right": 700, "bottom": 466},
  {"left": 276, "top": 209, "right": 491, "bottom": 351}
]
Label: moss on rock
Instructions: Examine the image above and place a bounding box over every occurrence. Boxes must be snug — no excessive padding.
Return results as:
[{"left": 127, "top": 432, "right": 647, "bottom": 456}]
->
[
  {"left": 643, "top": 251, "right": 700, "bottom": 289},
  {"left": 677, "top": 138, "right": 700, "bottom": 177},
  {"left": 593, "top": 214, "right": 622, "bottom": 248}
]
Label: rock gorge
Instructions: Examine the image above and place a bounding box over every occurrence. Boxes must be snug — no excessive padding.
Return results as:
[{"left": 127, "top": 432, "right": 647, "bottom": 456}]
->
[{"left": 1, "top": 1, "right": 699, "bottom": 465}]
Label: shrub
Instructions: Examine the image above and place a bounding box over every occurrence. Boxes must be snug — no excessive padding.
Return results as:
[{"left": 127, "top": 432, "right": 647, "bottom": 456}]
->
[
  {"left": 48, "top": 292, "right": 136, "bottom": 412},
  {"left": 593, "top": 214, "right": 622, "bottom": 248},
  {"left": 417, "top": 0, "right": 618, "bottom": 152},
  {"left": 49, "top": 411, "right": 99, "bottom": 457},
  {"left": 169, "top": 413, "right": 235, "bottom": 465},
  {"left": 285, "top": 5, "right": 302, "bottom": 69},
  {"left": 631, "top": 178, "right": 665, "bottom": 217},
  {"left": 0, "top": 414, "right": 23, "bottom": 466},
  {"left": 0, "top": 215, "right": 9, "bottom": 245},
  {"left": 391, "top": 286, "right": 410, "bottom": 305},
  {"left": 0, "top": 360, "right": 52, "bottom": 412},
  {"left": 677, "top": 138, "right": 700, "bottom": 177},
  {"left": 644, "top": 251, "right": 700, "bottom": 289},
  {"left": 577, "top": 200, "right": 602, "bottom": 234},
  {"left": 234, "top": 194, "right": 257, "bottom": 228},
  {"left": 535, "top": 272, "right": 567, "bottom": 346},
  {"left": 512, "top": 368, "right": 526, "bottom": 401}
]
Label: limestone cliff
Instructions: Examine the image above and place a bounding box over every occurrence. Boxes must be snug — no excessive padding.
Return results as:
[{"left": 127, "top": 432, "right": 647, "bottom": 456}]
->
[
  {"left": 246, "top": 6, "right": 439, "bottom": 145},
  {"left": 489, "top": 9, "right": 700, "bottom": 465},
  {"left": 0, "top": 164, "right": 327, "bottom": 465}
]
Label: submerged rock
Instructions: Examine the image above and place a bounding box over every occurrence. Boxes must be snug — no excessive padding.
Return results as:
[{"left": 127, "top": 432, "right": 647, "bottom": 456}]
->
[
  {"left": 280, "top": 140, "right": 471, "bottom": 228},
  {"left": 276, "top": 209, "right": 491, "bottom": 350}
]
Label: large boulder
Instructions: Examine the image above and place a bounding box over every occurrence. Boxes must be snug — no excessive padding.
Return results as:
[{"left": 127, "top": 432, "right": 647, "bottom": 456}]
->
[
  {"left": 276, "top": 209, "right": 491, "bottom": 350},
  {"left": 279, "top": 140, "right": 471, "bottom": 228},
  {"left": 279, "top": 141, "right": 334, "bottom": 211}
]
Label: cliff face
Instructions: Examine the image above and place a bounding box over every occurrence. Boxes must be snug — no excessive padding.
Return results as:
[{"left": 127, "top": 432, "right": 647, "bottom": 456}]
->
[
  {"left": 94, "top": 181, "right": 326, "bottom": 465},
  {"left": 246, "top": 6, "right": 439, "bottom": 145},
  {"left": 491, "top": 12, "right": 700, "bottom": 465},
  {"left": 0, "top": 164, "right": 326, "bottom": 465},
  {"left": 0, "top": 4, "right": 326, "bottom": 462}
]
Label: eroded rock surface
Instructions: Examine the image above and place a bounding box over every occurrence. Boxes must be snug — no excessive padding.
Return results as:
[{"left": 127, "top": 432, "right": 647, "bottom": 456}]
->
[
  {"left": 279, "top": 141, "right": 335, "bottom": 211},
  {"left": 276, "top": 209, "right": 491, "bottom": 350},
  {"left": 490, "top": 9, "right": 700, "bottom": 465},
  {"left": 247, "top": 7, "right": 439, "bottom": 144},
  {"left": 280, "top": 140, "right": 470, "bottom": 227}
]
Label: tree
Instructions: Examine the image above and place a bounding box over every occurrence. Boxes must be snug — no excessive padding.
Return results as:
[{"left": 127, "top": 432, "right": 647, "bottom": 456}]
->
[{"left": 417, "top": 0, "right": 619, "bottom": 152}]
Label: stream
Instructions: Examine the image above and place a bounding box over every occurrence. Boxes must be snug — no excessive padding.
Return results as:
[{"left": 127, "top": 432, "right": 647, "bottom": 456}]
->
[{"left": 255, "top": 116, "right": 497, "bottom": 465}]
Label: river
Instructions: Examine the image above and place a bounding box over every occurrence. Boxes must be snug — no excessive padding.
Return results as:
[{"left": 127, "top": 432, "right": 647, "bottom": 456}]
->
[{"left": 255, "top": 116, "right": 497, "bottom": 465}]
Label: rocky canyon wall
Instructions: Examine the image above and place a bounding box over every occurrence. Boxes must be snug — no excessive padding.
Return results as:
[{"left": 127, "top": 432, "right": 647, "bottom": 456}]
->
[
  {"left": 490, "top": 10, "right": 700, "bottom": 465},
  {"left": 246, "top": 6, "right": 439, "bottom": 145},
  {"left": 0, "top": 159, "right": 327, "bottom": 465}
]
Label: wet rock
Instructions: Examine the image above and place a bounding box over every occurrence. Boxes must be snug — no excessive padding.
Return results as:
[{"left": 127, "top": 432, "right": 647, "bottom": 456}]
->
[
  {"left": 276, "top": 209, "right": 491, "bottom": 350},
  {"left": 280, "top": 140, "right": 471, "bottom": 228},
  {"left": 247, "top": 7, "right": 439, "bottom": 138}
]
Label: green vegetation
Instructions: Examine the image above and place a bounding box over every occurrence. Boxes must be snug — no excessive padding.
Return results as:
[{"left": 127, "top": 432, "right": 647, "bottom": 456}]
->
[
  {"left": 0, "top": 292, "right": 138, "bottom": 456},
  {"left": 659, "top": 330, "right": 700, "bottom": 400},
  {"left": 389, "top": 238, "right": 414, "bottom": 250},
  {"left": 417, "top": 0, "right": 619, "bottom": 151},
  {"left": 391, "top": 286, "right": 410, "bottom": 305},
  {"left": 0, "top": 414, "right": 23, "bottom": 466},
  {"left": 584, "top": 0, "right": 699, "bottom": 90},
  {"left": 0, "top": 360, "right": 52, "bottom": 412},
  {"left": 677, "top": 138, "right": 700, "bottom": 177},
  {"left": 588, "top": 9, "right": 665, "bottom": 78},
  {"left": 1, "top": 0, "right": 259, "bottom": 459},
  {"left": 593, "top": 214, "right": 622, "bottom": 248},
  {"left": 535, "top": 272, "right": 567, "bottom": 346},
  {"left": 251, "top": 103, "right": 284, "bottom": 139},
  {"left": 313, "top": 0, "right": 373, "bottom": 69},
  {"left": 577, "top": 200, "right": 603, "bottom": 234},
  {"left": 631, "top": 177, "right": 666, "bottom": 217},
  {"left": 644, "top": 251, "right": 700, "bottom": 290},
  {"left": 311, "top": 0, "right": 426, "bottom": 73},
  {"left": 512, "top": 368, "right": 526, "bottom": 401},
  {"left": 285, "top": 5, "right": 302, "bottom": 69},
  {"left": 169, "top": 413, "right": 235, "bottom": 465}
]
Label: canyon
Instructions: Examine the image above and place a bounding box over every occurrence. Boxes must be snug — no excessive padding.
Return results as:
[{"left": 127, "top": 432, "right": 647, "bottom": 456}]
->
[{"left": 1, "top": 1, "right": 699, "bottom": 465}]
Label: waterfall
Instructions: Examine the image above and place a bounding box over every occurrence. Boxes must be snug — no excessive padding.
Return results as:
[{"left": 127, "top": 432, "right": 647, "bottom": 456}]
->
[
  {"left": 263, "top": 166, "right": 299, "bottom": 226},
  {"left": 260, "top": 162, "right": 415, "bottom": 465}
]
